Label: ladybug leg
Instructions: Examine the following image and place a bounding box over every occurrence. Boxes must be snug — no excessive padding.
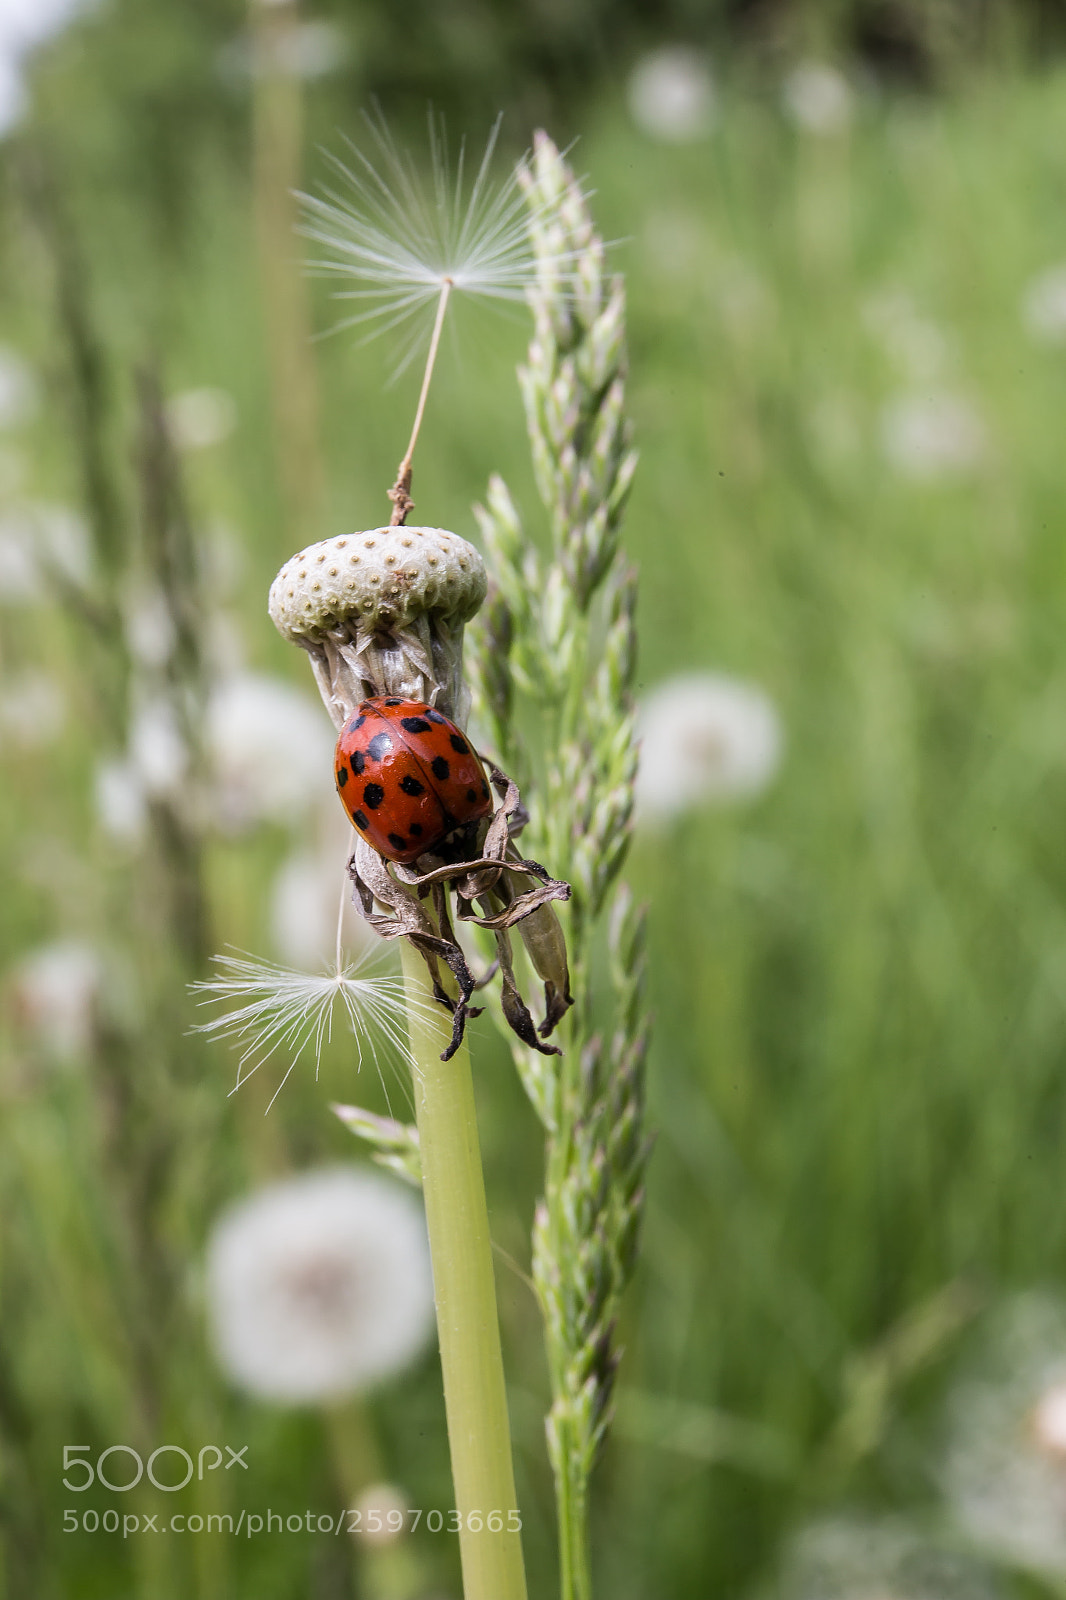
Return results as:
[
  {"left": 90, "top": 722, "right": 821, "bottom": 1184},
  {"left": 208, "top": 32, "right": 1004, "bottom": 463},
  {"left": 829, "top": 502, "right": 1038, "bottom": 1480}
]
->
[{"left": 349, "top": 838, "right": 484, "bottom": 1062}]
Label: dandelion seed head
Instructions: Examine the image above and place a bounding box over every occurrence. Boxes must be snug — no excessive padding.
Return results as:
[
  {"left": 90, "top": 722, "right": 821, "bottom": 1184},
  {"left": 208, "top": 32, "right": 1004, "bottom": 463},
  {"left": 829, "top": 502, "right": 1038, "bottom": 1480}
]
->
[
  {"left": 166, "top": 387, "right": 237, "bottom": 451},
  {"left": 349, "top": 1482, "right": 408, "bottom": 1546},
  {"left": 942, "top": 1293, "right": 1066, "bottom": 1577},
  {"left": 0, "top": 501, "right": 91, "bottom": 606},
  {"left": 0, "top": 668, "right": 65, "bottom": 749},
  {"left": 1022, "top": 264, "right": 1066, "bottom": 344},
  {"left": 881, "top": 392, "right": 985, "bottom": 480},
  {"left": 93, "top": 757, "right": 147, "bottom": 844},
  {"left": 205, "top": 672, "right": 334, "bottom": 830},
  {"left": 8, "top": 937, "right": 104, "bottom": 1061},
  {"left": 204, "top": 1166, "right": 435, "bottom": 1402},
  {"left": 627, "top": 48, "right": 716, "bottom": 143},
  {"left": 636, "top": 672, "right": 782, "bottom": 821},
  {"left": 0, "top": 347, "right": 36, "bottom": 429},
  {"left": 764, "top": 1515, "right": 1003, "bottom": 1600}
]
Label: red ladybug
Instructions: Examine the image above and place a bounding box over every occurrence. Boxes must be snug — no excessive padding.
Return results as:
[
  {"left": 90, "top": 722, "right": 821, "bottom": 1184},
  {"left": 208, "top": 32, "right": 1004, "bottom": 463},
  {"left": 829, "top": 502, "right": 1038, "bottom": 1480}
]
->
[{"left": 335, "top": 697, "right": 493, "bottom": 864}]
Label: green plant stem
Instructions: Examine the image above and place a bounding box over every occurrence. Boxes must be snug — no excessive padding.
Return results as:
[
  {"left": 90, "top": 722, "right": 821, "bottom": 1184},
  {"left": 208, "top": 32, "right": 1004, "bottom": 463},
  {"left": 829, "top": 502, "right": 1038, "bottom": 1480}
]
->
[
  {"left": 399, "top": 940, "right": 528, "bottom": 1600},
  {"left": 554, "top": 1423, "right": 591, "bottom": 1600}
]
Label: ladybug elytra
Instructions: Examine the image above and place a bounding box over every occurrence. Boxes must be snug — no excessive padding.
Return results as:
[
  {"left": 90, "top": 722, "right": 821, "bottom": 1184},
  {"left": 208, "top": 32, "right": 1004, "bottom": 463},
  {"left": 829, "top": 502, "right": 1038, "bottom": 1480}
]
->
[{"left": 335, "top": 697, "right": 493, "bottom": 864}]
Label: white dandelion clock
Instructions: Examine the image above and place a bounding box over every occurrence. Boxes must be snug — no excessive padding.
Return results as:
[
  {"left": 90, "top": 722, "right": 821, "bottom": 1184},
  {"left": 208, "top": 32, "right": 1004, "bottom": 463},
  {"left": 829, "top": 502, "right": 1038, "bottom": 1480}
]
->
[
  {"left": 1021, "top": 264, "right": 1066, "bottom": 344},
  {"left": 129, "top": 697, "right": 188, "bottom": 796},
  {"left": 165, "top": 387, "right": 237, "bottom": 451},
  {"left": 942, "top": 1293, "right": 1066, "bottom": 1576},
  {"left": 782, "top": 62, "right": 854, "bottom": 135},
  {"left": 627, "top": 48, "right": 716, "bottom": 143},
  {"left": 0, "top": 501, "right": 91, "bottom": 605},
  {"left": 0, "top": 347, "right": 36, "bottom": 429},
  {"left": 93, "top": 757, "right": 147, "bottom": 844},
  {"left": 205, "top": 672, "right": 334, "bottom": 831},
  {"left": 862, "top": 291, "right": 950, "bottom": 384},
  {"left": 205, "top": 1166, "right": 435, "bottom": 1403},
  {"left": 880, "top": 393, "right": 985, "bottom": 480},
  {"left": 636, "top": 672, "right": 783, "bottom": 822},
  {"left": 9, "top": 938, "right": 104, "bottom": 1061},
  {"left": 0, "top": 668, "right": 65, "bottom": 749},
  {"left": 0, "top": 53, "right": 23, "bottom": 137},
  {"left": 761, "top": 1515, "right": 1003, "bottom": 1600}
]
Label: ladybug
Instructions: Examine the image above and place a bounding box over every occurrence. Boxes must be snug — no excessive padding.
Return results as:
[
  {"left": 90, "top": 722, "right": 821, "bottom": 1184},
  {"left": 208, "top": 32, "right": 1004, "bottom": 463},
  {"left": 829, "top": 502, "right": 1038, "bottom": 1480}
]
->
[{"left": 335, "top": 697, "right": 493, "bottom": 865}]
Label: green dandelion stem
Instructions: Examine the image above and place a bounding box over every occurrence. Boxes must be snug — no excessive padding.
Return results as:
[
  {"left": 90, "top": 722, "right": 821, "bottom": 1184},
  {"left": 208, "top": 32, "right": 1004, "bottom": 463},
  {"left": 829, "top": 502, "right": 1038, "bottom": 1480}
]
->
[{"left": 399, "top": 939, "right": 528, "bottom": 1600}]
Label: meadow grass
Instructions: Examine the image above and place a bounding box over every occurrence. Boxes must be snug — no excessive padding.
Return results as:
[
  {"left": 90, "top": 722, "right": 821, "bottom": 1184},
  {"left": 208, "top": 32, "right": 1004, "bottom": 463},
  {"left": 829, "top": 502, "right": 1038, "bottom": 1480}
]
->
[{"left": 4, "top": 44, "right": 1066, "bottom": 1599}]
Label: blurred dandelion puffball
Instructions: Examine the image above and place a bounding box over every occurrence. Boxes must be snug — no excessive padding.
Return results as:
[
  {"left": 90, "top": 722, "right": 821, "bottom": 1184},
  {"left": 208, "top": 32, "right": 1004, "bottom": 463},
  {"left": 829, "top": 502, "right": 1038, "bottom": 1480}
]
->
[
  {"left": 9, "top": 938, "right": 103, "bottom": 1060},
  {"left": 880, "top": 393, "right": 985, "bottom": 481},
  {"left": 767, "top": 1515, "right": 1003, "bottom": 1600},
  {"left": 206, "top": 672, "right": 334, "bottom": 828},
  {"left": 627, "top": 47, "right": 715, "bottom": 142},
  {"left": 1021, "top": 264, "right": 1066, "bottom": 344},
  {"left": 0, "top": 0, "right": 89, "bottom": 137},
  {"left": 782, "top": 62, "right": 853, "bottom": 135},
  {"left": 636, "top": 672, "right": 782, "bottom": 820},
  {"left": 943, "top": 1294, "right": 1066, "bottom": 1576},
  {"left": 165, "top": 387, "right": 237, "bottom": 451},
  {"left": 0, "top": 347, "right": 36, "bottom": 428},
  {"left": 205, "top": 1167, "right": 435, "bottom": 1403}
]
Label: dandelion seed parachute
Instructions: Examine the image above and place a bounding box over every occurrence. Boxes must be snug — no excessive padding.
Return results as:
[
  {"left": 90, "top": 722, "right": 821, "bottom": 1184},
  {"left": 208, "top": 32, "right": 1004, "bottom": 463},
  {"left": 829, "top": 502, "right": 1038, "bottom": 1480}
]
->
[
  {"left": 297, "top": 110, "right": 580, "bottom": 366},
  {"left": 192, "top": 948, "right": 435, "bottom": 1112}
]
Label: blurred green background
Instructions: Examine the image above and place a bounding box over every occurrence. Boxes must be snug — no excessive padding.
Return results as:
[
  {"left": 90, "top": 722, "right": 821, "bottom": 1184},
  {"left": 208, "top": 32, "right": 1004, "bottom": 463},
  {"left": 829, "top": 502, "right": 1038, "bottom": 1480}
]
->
[{"left": 5, "top": 1, "right": 1066, "bottom": 1596}]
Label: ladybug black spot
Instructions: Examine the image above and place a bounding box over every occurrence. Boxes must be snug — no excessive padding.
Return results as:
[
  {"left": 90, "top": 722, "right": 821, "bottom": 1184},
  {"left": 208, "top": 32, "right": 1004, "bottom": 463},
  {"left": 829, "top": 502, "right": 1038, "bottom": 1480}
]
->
[
  {"left": 384, "top": 697, "right": 402, "bottom": 706},
  {"left": 351, "top": 749, "right": 365, "bottom": 775},
  {"left": 401, "top": 715, "right": 431, "bottom": 734},
  {"left": 431, "top": 756, "right": 450, "bottom": 781},
  {"left": 363, "top": 783, "right": 385, "bottom": 809},
  {"left": 409, "top": 822, "right": 423, "bottom": 836},
  {"left": 367, "top": 732, "right": 393, "bottom": 761},
  {"left": 450, "top": 733, "right": 469, "bottom": 754},
  {"left": 425, "top": 709, "right": 446, "bottom": 725},
  {"left": 337, "top": 767, "right": 348, "bottom": 788},
  {"left": 399, "top": 774, "right": 425, "bottom": 795},
  {"left": 353, "top": 809, "right": 369, "bottom": 830},
  {"left": 351, "top": 714, "right": 366, "bottom": 729},
  {"left": 387, "top": 832, "right": 407, "bottom": 851},
  {"left": 480, "top": 781, "right": 490, "bottom": 800},
  {"left": 466, "top": 787, "right": 477, "bottom": 803}
]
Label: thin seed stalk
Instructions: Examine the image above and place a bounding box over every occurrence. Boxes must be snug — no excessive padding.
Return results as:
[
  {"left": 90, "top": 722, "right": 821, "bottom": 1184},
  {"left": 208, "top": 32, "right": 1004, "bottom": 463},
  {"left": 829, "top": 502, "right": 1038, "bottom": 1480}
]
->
[{"left": 399, "top": 940, "right": 528, "bottom": 1600}]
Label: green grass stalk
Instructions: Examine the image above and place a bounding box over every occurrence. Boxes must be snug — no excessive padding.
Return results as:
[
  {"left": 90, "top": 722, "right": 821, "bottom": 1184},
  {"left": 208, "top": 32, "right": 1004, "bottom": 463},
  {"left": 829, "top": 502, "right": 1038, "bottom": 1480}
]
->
[{"left": 398, "top": 939, "right": 528, "bottom": 1600}]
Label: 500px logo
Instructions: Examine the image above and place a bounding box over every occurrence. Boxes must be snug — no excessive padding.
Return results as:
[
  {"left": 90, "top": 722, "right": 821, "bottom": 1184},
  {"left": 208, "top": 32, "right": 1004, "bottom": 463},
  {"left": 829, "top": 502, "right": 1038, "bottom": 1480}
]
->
[{"left": 62, "top": 1445, "right": 249, "bottom": 1493}]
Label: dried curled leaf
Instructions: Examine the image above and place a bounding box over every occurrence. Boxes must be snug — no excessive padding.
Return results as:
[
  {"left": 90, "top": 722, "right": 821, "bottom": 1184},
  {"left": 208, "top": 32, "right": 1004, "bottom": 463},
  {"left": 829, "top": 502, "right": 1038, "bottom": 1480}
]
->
[{"left": 347, "top": 759, "right": 572, "bottom": 1060}]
